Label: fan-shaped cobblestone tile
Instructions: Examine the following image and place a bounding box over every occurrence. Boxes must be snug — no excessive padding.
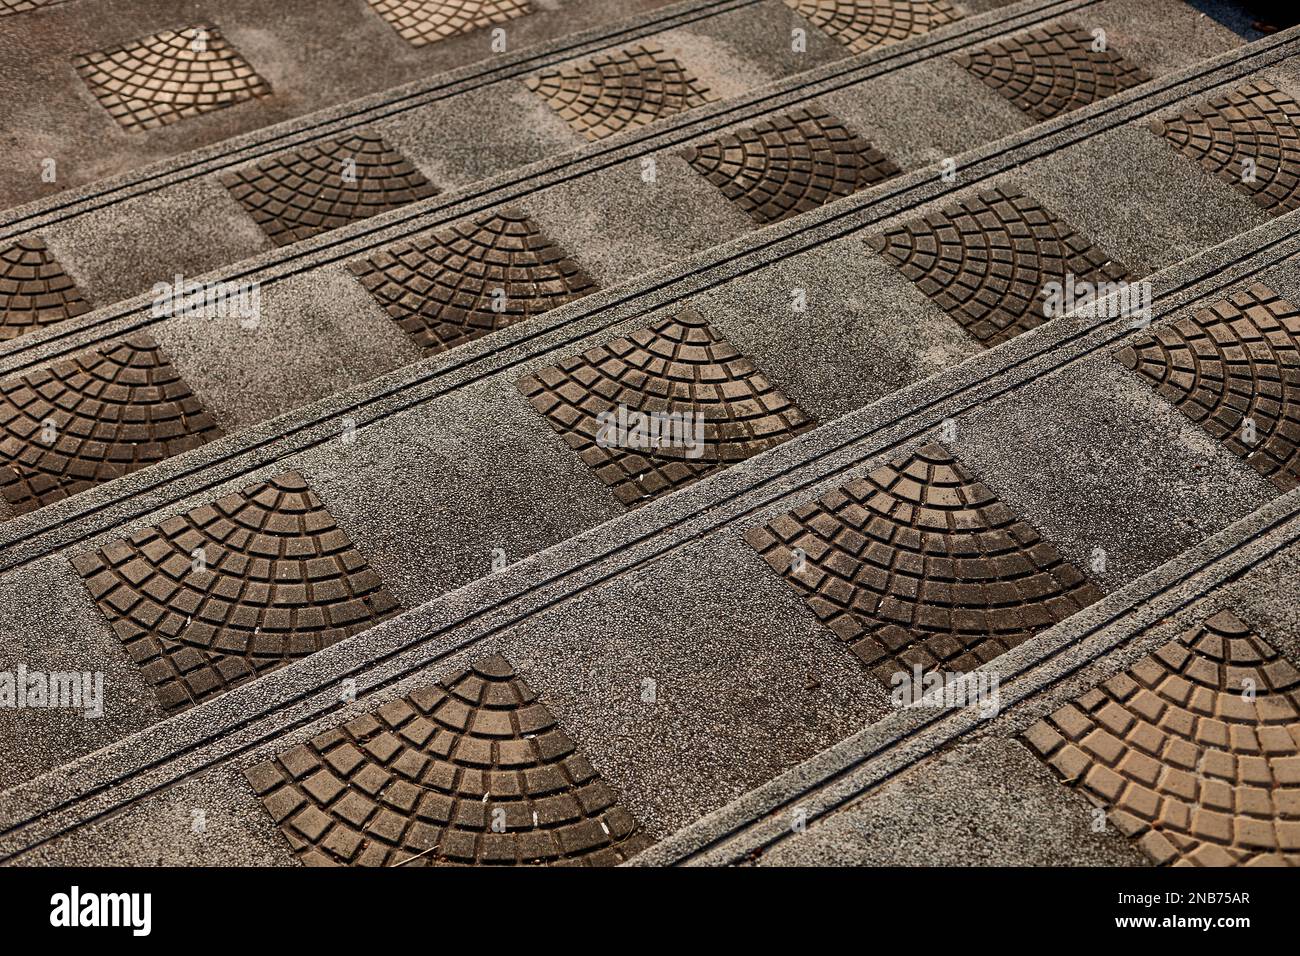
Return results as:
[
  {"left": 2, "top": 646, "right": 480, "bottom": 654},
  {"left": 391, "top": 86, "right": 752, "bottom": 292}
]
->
[
  {"left": 1152, "top": 80, "right": 1300, "bottom": 215},
  {"left": 866, "top": 186, "right": 1129, "bottom": 347},
  {"left": 681, "top": 108, "right": 901, "bottom": 224},
  {"left": 245, "top": 654, "right": 652, "bottom": 866},
  {"left": 71, "top": 471, "right": 400, "bottom": 713},
  {"left": 349, "top": 206, "right": 596, "bottom": 353},
  {"left": 784, "top": 0, "right": 962, "bottom": 54},
  {"left": 523, "top": 43, "right": 716, "bottom": 142},
  {"left": 368, "top": 0, "right": 532, "bottom": 47},
  {"left": 0, "top": 334, "right": 221, "bottom": 514},
  {"left": 220, "top": 133, "right": 437, "bottom": 247},
  {"left": 0, "top": 0, "right": 68, "bottom": 17},
  {"left": 1025, "top": 610, "right": 1300, "bottom": 866},
  {"left": 73, "top": 24, "right": 270, "bottom": 131},
  {"left": 746, "top": 443, "right": 1103, "bottom": 683},
  {"left": 0, "top": 237, "right": 91, "bottom": 342},
  {"left": 954, "top": 21, "right": 1150, "bottom": 122},
  {"left": 1115, "top": 283, "right": 1300, "bottom": 492},
  {"left": 518, "top": 307, "right": 814, "bottom": 506}
]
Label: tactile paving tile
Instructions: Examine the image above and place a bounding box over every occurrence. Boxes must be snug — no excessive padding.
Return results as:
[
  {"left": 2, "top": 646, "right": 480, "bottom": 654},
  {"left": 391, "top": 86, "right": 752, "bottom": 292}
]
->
[
  {"left": 73, "top": 24, "right": 270, "bottom": 131},
  {"left": 783, "top": 0, "right": 962, "bottom": 54},
  {"left": 367, "top": 0, "right": 532, "bottom": 47},
  {"left": 71, "top": 471, "right": 400, "bottom": 713},
  {"left": 523, "top": 42, "right": 716, "bottom": 142},
  {"left": 1024, "top": 610, "right": 1300, "bottom": 866},
  {"left": 745, "top": 443, "right": 1103, "bottom": 684},
  {"left": 220, "top": 133, "right": 438, "bottom": 247},
  {"left": 244, "top": 654, "right": 652, "bottom": 866},
  {"left": 0, "top": 237, "right": 92, "bottom": 342},
  {"left": 866, "top": 186, "right": 1129, "bottom": 347},
  {"left": 1152, "top": 80, "right": 1300, "bottom": 215},
  {"left": 0, "top": 0, "right": 68, "bottom": 17},
  {"left": 349, "top": 206, "right": 597, "bottom": 353},
  {"left": 1115, "top": 283, "right": 1300, "bottom": 493},
  {"left": 518, "top": 307, "right": 814, "bottom": 506},
  {"left": 0, "top": 334, "right": 221, "bottom": 514},
  {"left": 954, "top": 21, "right": 1150, "bottom": 121},
  {"left": 681, "top": 108, "right": 902, "bottom": 225}
]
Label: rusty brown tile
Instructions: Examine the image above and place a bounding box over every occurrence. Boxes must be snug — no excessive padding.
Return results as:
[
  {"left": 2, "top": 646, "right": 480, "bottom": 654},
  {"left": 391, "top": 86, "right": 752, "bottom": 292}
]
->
[
  {"left": 244, "top": 654, "right": 652, "bottom": 866},
  {"left": 348, "top": 205, "right": 596, "bottom": 353},
  {"left": 866, "top": 186, "right": 1129, "bottom": 347},
  {"left": 745, "top": 443, "right": 1103, "bottom": 683},
  {"left": 70, "top": 471, "right": 400, "bottom": 713},
  {"left": 1152, "top": 80, "right": 1300, "bottom": 215},
  {"left": 1115, "top": 283, "right": 1300, "bottom": 493},
  {"left": 954, "top": 21, "right": 1150, "bottom": 121},
  {"left": 73, "top": 24, "right": 270, "bottom": 131},
  {"left": 367, "top": 0, "right": 532, "bottom": 47},
  {"left": 0, "top": 334, "right": 221, "bottom": 514},
  {"left": 0, "top": 237, "right": 91, "bottom": 341},
  {"left": 784, "top": 0, "right": 962, "bottom": 54},
  {"left": 1024, "top": 609, "right": 1300, "bottom": 866},
  {"left": 220, "top": 132, "right": 437, "bottom": 247},
  {"left": 681, "top": 107, "right": 901, "bottom": 225},
  {"left": 519, "top": 307, "right": 814, "bottom": 506},
  {"left": 0, "top": 0, "right": 68, "bottom": 17},
  {"left": 523, "top": 42, "right": 716, "bottom": 142}
]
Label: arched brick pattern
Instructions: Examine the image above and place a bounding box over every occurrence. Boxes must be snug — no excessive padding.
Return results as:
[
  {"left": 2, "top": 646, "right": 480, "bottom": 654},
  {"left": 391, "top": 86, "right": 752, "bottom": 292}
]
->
[
  {"left": 745, "top": 443, "right": 1103, "bottom": 683},
  {"left": 349, "top": 206, "right": 596, "bottom": 353},
  {"left": 523, "top": 43, "right": 716, "bottom": 141},
  {"left": 1025, "top": 610, "right": 1300, "bottom": 866},
  {"left": 681, "top": 108, "right": 901, "bottom": 224},
  {"left": 220, "top": 133, "right": 438, "bottom": 246},
  {"left": 0, "top": 334, "right": 221, "bottom": 514},
  {"left": 1115, "top": 283, "right": 1300, "bottom": 492},
  {"left": 71, "top": 471, "right": 400, "bottom": 713},
  {"left": 866, "top": 186, "right": 1129, "bottom": 347},
  {"left": 244, "top": 654, "right": 652, "bottom": 866},
  {"left": 1152, "top": 80, "right": 1300, "bottom": 215},
  {"left": 0, "top": 237, "right": 91, "bottom": 341},
  {"left": 73, "top": 24, "right": 270, "bottom": 130},
  {"left": 518, "top": 307, "right": 814, "bottom": 506},
  {"left": 367, "top": 0, "right": 532, "bottom": 47},
  {"left": 784, "top": 0, "right": 962, "bottom": 54}
]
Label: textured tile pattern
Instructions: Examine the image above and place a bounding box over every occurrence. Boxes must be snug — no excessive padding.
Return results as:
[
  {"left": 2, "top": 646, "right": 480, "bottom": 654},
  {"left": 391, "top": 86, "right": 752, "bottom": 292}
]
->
[
  {"left": 0, "top": 237, "right": 91, "bottom": 341},
  {"left": 519, "top": 308, "right": 814, "bottom": 506},
  {"left": 0, "top": 0, "right": 69, "bottom": 17},
  {"left": 74, "top": 25, "right": 270, "bottom": 130},
  {"left": 746, "top": 443, "right": 1103, "bottom": 683},
  {"left": 1115, "top": 283, "right": 1300, "bottom": 492},
  {"left": 523, "top": 43, "right": 716, "bottom": 142},
  {"left": 71, "top": 471, "right": 399, "bottom": 713},
  {"left": 784, "top": 0, "right": 962, "bottom": 54},
  {"left": 1152, "top": 80, "right": 1300, "bottom": 215},
  {"left": 681, "top": 108, "right": 901, "bottom": 225},
  {"left": 1025, "top": 610, "right": 1300, "bottom": 866},
  {"left": 0, "top": 334, "right": 221, "bottom": 514},
  {"left": 221, "top": 133, "right": 437, "bottom": 246},
  {"left": 245, "top": 654, "right": 652, "bottom": 866},
  {"left": 954, "top": 21, "right": 1150, "bottom": 121},
  {"left": 349, "top": 206, "right": 596, "bottom": 353},
  {"left": 368, "top": 0, "right": 532, "bottom": 47},
  {"left": 867, "top": 187, "right": 1129, "bottom": 347}
]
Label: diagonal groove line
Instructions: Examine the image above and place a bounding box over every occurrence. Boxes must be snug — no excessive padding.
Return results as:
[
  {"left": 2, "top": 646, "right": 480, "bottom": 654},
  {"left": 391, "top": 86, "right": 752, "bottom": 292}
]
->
[
  {"left": 0, "top": 0, "right": 1099, "bottom": 367},
  {"left": 0, "top": 26, "right": 1292, "bottom": 571},
  {"left": 1, "top": 188, "right": 1297, "bottom": 861},
  {"left": 0, "top": 0, "right": 760, "bottom": 237},
  {"left": 658, "top": 491, "right": 1300, "bottom": 866}
]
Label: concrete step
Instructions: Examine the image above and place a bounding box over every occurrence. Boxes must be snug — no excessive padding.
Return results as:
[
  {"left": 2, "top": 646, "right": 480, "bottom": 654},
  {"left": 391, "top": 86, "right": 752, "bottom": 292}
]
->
[{"left": 0, "top": 5, "right": 1297, "bottom": 867}]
